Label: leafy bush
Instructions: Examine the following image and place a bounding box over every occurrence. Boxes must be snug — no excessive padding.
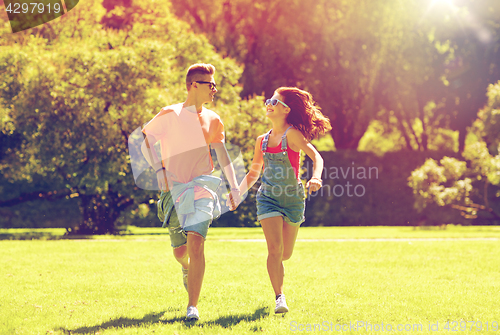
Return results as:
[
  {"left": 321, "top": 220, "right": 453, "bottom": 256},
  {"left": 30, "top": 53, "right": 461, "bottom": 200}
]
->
[
  {"left": 0, "top": 0, "right": 258, "bottom": 232},
  {"left": 408, "top": 82, "right": 500, "bottom": 224},
  {"left": 302, "top": 150, "right": 465, "bottom": 226}
]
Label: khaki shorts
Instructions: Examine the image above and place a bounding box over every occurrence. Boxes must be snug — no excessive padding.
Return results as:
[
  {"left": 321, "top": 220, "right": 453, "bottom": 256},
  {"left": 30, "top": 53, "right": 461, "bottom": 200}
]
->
[{"left": 158, "top": 191, "right": 215, "bottom": 248}]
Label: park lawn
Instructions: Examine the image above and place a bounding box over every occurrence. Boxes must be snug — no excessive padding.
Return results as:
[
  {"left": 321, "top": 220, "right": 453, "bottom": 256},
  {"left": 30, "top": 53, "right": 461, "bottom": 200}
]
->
[
  {"left": 2, "top": 224, "right": 500, "bottom": 241},
  {"left": 0, "top": 227, "right": 498, "bottom": 334}
]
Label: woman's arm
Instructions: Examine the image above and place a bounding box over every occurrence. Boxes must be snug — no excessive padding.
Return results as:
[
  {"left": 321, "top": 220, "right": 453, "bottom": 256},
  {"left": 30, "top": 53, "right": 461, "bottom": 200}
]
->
[
  {"left": 239, "top": 135, "right": 265, "bottom": 195},
  {"left": 287, "top": 129, "right": 324, "bottom": 194}
]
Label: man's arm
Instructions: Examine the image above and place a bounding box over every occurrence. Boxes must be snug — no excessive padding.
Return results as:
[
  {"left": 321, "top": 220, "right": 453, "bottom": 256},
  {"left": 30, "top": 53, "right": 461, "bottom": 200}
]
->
[
  {"left": 140, "top": 107, "right": 175, "bottom": 170},
  {"left": 141, "top": 132, "right": 169, "bottom": 191},
  {"left": 212, "top": 142, "right": 241, "bottom": 208},
  {"left": 141, "top": 133, "right": 162, "bottom": 171},
  {"left": 212, "top": 142, "right": 239, "bottom": 189}
]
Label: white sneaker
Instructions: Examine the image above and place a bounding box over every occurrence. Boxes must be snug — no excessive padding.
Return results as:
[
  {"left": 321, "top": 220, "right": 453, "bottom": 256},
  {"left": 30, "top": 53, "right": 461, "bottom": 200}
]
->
[
  {"left": 186, "top": 305, "right": 199, "bottom": 320},
  {"left": 275, "top": 294, "right": 289, "bottom": 314},
  {"left": 182, "top": 267, "right": 188, "bottom": 292}
]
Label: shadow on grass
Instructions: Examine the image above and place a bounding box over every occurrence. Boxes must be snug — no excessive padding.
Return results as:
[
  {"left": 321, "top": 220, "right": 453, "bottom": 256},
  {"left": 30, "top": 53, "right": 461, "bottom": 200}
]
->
[
  {"left": 0, "top": 230, "right": 166, "bottom": 240},
  {"left": 0, "top": 232, "right": 93, "bottom": 240},
  {"left": 120, "top": 232, "right": 170, "bottom": 236},
  {"left": 58, "top": 306, "right": 269, "bottom": 334}
]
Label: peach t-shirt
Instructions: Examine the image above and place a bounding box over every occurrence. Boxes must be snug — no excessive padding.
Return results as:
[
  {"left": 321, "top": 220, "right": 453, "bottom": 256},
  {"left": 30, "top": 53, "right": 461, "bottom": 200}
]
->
[{"left": 142, "top": 103, "right": 224, "bottom": 200}]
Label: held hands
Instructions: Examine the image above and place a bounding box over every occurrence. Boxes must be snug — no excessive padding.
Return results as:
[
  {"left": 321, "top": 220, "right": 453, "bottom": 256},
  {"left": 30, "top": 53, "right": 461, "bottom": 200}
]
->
[
  {"left": 305, "top": 177, "right": 322, "bottom": 195},
  {"left": 226, "top": 187, "right": 242, "bottom": 211}
]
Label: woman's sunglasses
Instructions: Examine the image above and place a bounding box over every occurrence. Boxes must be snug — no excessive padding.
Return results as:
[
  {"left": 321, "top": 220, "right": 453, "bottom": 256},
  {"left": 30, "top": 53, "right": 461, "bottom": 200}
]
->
[{"left": 265, "top": 99, "right": 289, "bottom": 108}]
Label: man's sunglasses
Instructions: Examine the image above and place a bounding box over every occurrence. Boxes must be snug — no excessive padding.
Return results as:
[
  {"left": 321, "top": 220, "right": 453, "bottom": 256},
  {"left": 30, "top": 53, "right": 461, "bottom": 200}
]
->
[
  {"left": 265, "top": 99, "right": 289, "bottom": 108},
  {"left": 195, "top": 81, "right": 217, "bottom": 90}
]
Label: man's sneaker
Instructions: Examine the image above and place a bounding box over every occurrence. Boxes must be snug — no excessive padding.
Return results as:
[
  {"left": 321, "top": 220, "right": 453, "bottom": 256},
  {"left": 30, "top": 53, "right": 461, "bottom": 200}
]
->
[
  {"left": 182, "top": 267, "right": 188, "bottom": 292},
  {"left": 186, "top": 305, "right": 199, "bottom": 321},
  {"left": 275, "top": 294, "right": 289, "bottom": 314}
]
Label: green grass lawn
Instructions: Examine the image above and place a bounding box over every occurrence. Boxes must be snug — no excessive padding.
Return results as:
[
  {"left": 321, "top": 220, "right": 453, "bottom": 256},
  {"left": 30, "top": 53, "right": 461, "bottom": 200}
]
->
[
  {"left": 3, "top": 224, "right": 500, "bottom": 241},
  {"left": 1, "top": 226, "right": 499, "bottom": 334}
]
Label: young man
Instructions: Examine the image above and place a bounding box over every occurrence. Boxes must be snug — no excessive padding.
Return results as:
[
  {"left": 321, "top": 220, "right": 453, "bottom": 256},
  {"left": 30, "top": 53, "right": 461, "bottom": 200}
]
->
[{"left": 141, "top": 64, "right": 241, "bottom": 321}]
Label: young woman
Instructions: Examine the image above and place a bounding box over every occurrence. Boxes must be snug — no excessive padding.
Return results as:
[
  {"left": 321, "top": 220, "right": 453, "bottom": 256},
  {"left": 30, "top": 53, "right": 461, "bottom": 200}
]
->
[{"left": 233, "top": 87, "right": 331, "bottom": 313}]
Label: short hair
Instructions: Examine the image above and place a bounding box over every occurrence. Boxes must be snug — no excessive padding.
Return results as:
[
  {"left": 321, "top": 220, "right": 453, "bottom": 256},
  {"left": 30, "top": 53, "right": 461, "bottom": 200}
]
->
[{"left": 186, "top": 63, "right": 216, "bottom": 90}]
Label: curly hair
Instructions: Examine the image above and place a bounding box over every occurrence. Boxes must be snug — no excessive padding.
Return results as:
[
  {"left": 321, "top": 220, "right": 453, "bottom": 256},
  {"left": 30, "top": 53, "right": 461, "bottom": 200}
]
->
[{"left": 275, "top": 87, "right": 332, "bottom": 141}]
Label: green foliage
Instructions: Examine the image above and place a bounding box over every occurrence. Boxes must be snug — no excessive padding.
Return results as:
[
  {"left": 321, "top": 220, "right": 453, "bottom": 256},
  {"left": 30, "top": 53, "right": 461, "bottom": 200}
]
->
[
  {"left": 474, "top": 82, "right": 500, "bottom": 156},
  {"left": 217, "top": 97, "right": 271, "bottom": 166},
  {"left": 358, "top": 118, "right": 409, "bottom": 156},
  {"left": 2, "top": 0, "right": 500, "bottom": 230},
  {"left": 0, "top": 0, "right": 250, "bottom": 232},
  {"left": 408, "top": 157, "right": 472, "bottom": 211},
  {"left": 467, "top": 83, "right": 500, "bottom": 187},
  {"left": 408, "top": 81, "right": 500, "bottom": 223},
  {"left": 169, "top": 0, "right": 500, "bottom": 154},
  {"left": 0, "top": 171, "right": 82, "bottom": 228},
  {"left": 303, "top": 150, "right": 465, "bottom": 227},
  {"left": 463, "top": 142, "right": 500, "bottom": 186},
  {"left": 358, "top": 117, "right": 461, "bottom": 156},
  {"left": 170, "top": 0, "right": 411, "bottom": 149},
  {"left": 310, "top": 134, "right": 335, "bottom": 152}
]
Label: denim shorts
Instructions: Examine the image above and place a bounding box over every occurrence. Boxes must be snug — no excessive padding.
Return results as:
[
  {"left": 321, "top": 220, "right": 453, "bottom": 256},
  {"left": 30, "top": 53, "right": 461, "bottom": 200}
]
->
[
  {"left": 166, "top": 198, "right": 215, "bottom": 248},
  {"left": 256, "top": 182, "right": 305, "bottom": 226}
]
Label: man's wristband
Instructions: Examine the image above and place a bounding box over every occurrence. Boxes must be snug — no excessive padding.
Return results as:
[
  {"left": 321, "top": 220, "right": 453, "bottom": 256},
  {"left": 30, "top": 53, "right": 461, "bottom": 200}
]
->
[
  {"left": 231, "top": 188, "right": 240, "bottom": 193},
  {"left": 156, "top": 167, "right": 165, "bottom": 173}
]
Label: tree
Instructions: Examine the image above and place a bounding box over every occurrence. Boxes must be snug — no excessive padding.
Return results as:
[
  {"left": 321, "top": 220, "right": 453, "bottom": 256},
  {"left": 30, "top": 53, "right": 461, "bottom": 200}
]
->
[
  {"left": 408, "top": 81, "right": 500, "bottom": 223},
  {"left": 372, "top": 0, "right": 500, "bottom": 154},
  {"left": 168, "top": 0, "right": 416, "bottom": 149},
  {"left": 0, "top": 0, "right": 249, "bottom": 233},
  {"left": 429, "top": 0, "right": 500, "bottom": 153},
  {"left": 170, "top": 0, "right": 500, "bottom": 153}
]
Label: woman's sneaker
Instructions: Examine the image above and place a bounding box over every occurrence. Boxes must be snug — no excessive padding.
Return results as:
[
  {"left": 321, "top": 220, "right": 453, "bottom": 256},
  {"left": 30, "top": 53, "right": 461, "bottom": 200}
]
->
[
  {"left": 186, "top": 305, "right": 199, "bottom": 320},
  {"left": 275, "top": 294, "right": 289, "bottom": 314}
]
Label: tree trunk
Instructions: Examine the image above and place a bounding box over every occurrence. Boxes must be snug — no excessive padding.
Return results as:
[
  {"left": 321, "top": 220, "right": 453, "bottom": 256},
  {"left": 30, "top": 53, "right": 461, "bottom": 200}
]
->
[
  {"left": 397, "top": 115, "right": 414, "bottom": 151},
  {"left": 418, "top": 106, "right": 428, "bottom": 151},
  {"left": 72, "top": 191, "right": 134, "bottom": 235},
  {"left": 329, "top": 103, "right": 366, "bottom": 150}
]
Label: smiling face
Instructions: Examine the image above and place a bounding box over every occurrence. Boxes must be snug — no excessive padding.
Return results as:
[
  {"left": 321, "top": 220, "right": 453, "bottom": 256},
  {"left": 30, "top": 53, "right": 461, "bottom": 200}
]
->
[{"left": 266, "top": 93, "right": 290, "bottom": 120}]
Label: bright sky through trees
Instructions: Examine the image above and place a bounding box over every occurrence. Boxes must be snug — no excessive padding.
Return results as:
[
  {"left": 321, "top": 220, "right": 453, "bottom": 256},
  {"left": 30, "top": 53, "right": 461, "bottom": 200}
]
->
[{"left": 424, "top": 0, "right": 492, "bottom": 43}]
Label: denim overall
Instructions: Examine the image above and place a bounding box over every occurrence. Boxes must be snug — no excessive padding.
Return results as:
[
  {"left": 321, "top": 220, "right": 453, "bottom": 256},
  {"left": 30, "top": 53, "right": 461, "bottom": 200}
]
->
[{"left": 256, "top": 126, "right": 305, "bottom": 226}]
